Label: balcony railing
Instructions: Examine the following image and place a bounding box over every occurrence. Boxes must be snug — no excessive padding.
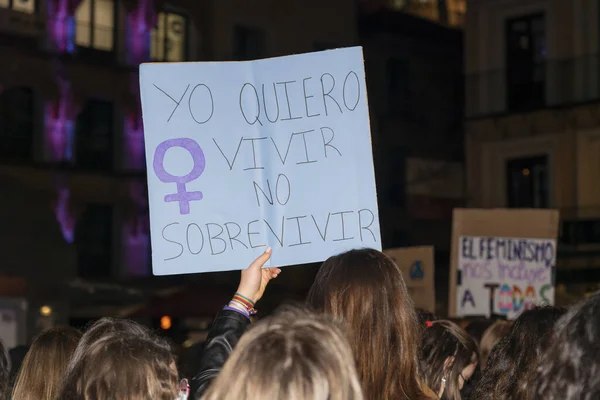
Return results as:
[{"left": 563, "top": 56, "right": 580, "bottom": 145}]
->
[{"left": 466, "top": 55, "right": 600, "bottom": 118}]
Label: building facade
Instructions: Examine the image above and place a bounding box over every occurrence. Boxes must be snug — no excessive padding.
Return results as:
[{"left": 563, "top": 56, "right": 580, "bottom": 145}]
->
[
  {"left": 0, "top": 0, "right": 357, "bottom": 337},
  {"left": 359, "top": 8, "right": 464, "bottom": 313},
  {"left": 362, "top": 0, "right": 467, "bottom": 27},
  {"left": 465, "top": 0, "right": 600, "bottom": 298}
]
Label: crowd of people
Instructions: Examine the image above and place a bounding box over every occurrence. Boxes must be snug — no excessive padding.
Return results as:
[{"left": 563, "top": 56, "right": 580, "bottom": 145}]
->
[{"left": 0, "top": 247, "right": 598, "bottom": 399}]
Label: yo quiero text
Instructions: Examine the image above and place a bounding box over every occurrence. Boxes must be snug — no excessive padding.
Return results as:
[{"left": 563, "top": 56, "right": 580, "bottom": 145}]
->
[
  {"left": 140, "top": 47, "right": 381, "bottom": 275},
  {"left": 456, "top": 236, "right": 556, "bottom": 319}
]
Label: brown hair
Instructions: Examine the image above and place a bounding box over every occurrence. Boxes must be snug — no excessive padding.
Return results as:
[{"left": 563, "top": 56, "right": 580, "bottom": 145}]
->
[
  {"left": 11, "top": 327, "right": 81, "bottom": 400},
  {"left": 201, "top": 306, "right": 363, "bottom": 400},
  {"left": 59, "top": 320, "right": 177, "bottom": 400},
  {"left": 533, "top": 295, "right": 600, "bottom": 399},
  {"left": 306, "top": 248, "right": 428, "bottom": 399},
  {"left": 479, "top": 321, "right": 512, "bottom": 369},
  {"left": 63, "top": 317, "right": 152, "bottom": 381},
  {"left": 419, "top": 320, "right": 478, "bottom": 400},
  {"left": 472, "top": 306, "right": 566, "bottom": 400}
]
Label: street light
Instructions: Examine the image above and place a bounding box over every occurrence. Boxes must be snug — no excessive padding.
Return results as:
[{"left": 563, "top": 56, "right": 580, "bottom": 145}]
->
[{"left": 40, "top": 305, "right": 52, "bottom": 317}]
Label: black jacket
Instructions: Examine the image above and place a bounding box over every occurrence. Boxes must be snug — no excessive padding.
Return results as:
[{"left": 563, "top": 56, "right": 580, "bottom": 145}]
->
[{"left": 191, "top": 309, "right": 251, "bottom": 399}]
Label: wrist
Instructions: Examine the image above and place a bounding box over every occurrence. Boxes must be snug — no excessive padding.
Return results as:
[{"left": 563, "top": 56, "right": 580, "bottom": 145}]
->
[
  {"left": 226, "top": 301, "right": 249, "bottom": 316},
  {"left": 230, "top": 293, "right": 257, "bottom": 316},
  {"left": 236, "top": 287, "right": 258, "bottom": 304}
]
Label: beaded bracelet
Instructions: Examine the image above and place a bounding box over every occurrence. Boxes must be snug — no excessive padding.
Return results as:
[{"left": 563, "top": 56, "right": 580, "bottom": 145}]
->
[{"left": 231, "top": 293, "right": 258, "bottom": 315}]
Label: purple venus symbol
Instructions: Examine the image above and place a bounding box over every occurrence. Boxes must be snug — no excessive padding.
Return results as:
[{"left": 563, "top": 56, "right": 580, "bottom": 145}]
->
[{"left": 153, "top": 138, "right": 206, "bottom": 215}]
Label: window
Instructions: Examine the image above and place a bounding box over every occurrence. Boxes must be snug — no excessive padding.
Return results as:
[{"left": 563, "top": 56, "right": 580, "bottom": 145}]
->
[
  {"left": 76, "top": 205, "right": 113, "bottom": 278},
  {"left": 75, "top": 0, "right": 114, "bottom": 51},
  {"left": 387, "top": 58, "right": 411, "bottom": 114},
  {"left": 388, "top": 147, "right": 407, "bottom": 207},
  {"left": 75, "top": 99, "right": 113, "bottom": 170},
  {"left": 233, "top": 26, "right": 266, "bottom": 60},
  {"left": 0, "top": 87, "right": 34, "bottom": 161},
  {"left": 151, "top": 12, "right": 186, "bottom": 62},
  {"left": 391, "top": 0, "right": 439, "bottom": 22},
  {"left": 505, "top": 14, "right": 546, "bottom": 111},
  {"left": 446, "top": 0, "right": 466, "bottom": 27},
  {"left": 0, "top": 0, "right": 35, "bottom": 13},
  {"left": 506, "top": 155, "right": 548, "bottom": 208}
]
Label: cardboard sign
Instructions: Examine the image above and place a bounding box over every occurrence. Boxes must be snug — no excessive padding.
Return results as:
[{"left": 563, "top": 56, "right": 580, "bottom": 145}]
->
[
  {"left": 385, "top": 246, "right": 435, "bottom": 312},
  {"left": 449, "top": 209, "right": 559, "bottom": 319},
  {"left": 140, "top": 47, "right": 381, "bottom": 275},
  {"left": 457, "top": 236, "right": 555, "bottom": 319}
]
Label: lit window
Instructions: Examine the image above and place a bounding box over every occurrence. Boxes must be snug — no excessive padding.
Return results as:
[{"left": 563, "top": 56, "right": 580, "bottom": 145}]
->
[
  {"left": 390, "top": 0, "right": 407, "bottom": 9},
  {"left": 75, "top": 0, "right": 114, "bottom": 51},
  {"left": 0, "top": 0, "right": 35, "bottom": 14},
  {"left": 151, "top": 12, "right": 186, "bottom": 62},
  {"left": 447, "top": 0, "right": 466, "bottom": 27}
]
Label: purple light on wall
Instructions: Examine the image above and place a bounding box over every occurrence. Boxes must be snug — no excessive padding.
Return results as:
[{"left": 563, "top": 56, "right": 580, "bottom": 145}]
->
[
  {"left": 123, "top": 180, "right": 150, "bottom": 276},
  {"left": 122, "top": 217, "right": 150, "bottom": 277},
  {"left": 126, "top": 0, "right": 157, "bottom": 65},
  {"left": 47, "top": 0, "right": 81, "bottom": 53},
  {"left": 124, "top": 74, "right": 145, "bottom": 170},
  {"left": 44, "top": 79, "right": 75, "bottom": 162},
  {"left": 53, "top": 187, "right": 76, "bottom": 243},
  {"left": 124, "top": 111, "right": 145, "bottom": 170}
]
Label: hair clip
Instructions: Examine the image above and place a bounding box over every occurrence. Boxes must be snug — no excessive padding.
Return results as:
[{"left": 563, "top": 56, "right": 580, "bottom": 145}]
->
[{"left": 425, "top": 320, "right": 433, "bottom": 328}]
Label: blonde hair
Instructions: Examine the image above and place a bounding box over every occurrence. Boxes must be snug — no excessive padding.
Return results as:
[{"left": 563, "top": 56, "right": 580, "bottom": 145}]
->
[
  {"left": 201, "top": 307, "right": 364, "bottom": 400},
  {"left": 58, "top": 324, "right": 178, "bottom": 400},
  {"left": 479, "top": 320, "right": 512, "bottom": 369},
  {"left": 11, "top": 327, "right": 81, "bottom": 400}
]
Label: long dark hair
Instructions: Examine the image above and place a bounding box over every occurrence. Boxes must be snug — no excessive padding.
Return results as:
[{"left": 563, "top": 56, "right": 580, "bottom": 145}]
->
[
  {"left": 471, "top": 306, "right": 566, "bottom": 400},
  {"left": 420, "top": 320, "right": 478, "bottom": 400},
  {"left": 533, "top": 295, "right": 600, "bottom": 399},
  {"left": 307, "top": 249, "right": 428, "bottom": 399}
]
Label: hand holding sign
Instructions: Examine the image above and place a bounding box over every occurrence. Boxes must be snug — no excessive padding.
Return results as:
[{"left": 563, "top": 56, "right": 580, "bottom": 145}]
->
[{"left": 237, "top": 247, "right": 281, "bottom": 304}]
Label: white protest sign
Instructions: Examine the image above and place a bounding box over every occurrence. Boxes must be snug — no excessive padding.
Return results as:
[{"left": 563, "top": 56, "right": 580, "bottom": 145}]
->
[
  {"left": 140, "top": 47, "right": 381, "bottom": 275},
  {"left": 456, "top": 236, "right": 555, "bottom": 319}
]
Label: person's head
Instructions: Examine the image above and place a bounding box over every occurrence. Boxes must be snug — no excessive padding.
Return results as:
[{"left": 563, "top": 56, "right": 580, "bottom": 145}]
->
[
  {"left": 416, "top": 309, "right": 438, "bottom": 326},
  {"left": 201, "top": 306, "right": 363, "bottom": 400},
  {"left": 0, "top": 339, "right": 10, "bottom": 400},
  {"left": 306, "top": 248, "right": 426, "bottom": 399},
  {"left": 472, "top": 306, "right": 566, "bottom": 400},
  {"left": 11, "top": 327, "right": 81, "bottom": 400},
  {"left": 59, "top": 330, "right": 178, "bottom": 399},
  {"left": 533, "top": 295, "right": 600, "bottom": 399},
  {"left": 64, "top": 317, "right": 152, "bottom": 379},
  {"left": 479, "top": 320, "right": 512, "bottom": 369},
  {"left": 420, "top": 320, "right": 478, "bottom": 400}
]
